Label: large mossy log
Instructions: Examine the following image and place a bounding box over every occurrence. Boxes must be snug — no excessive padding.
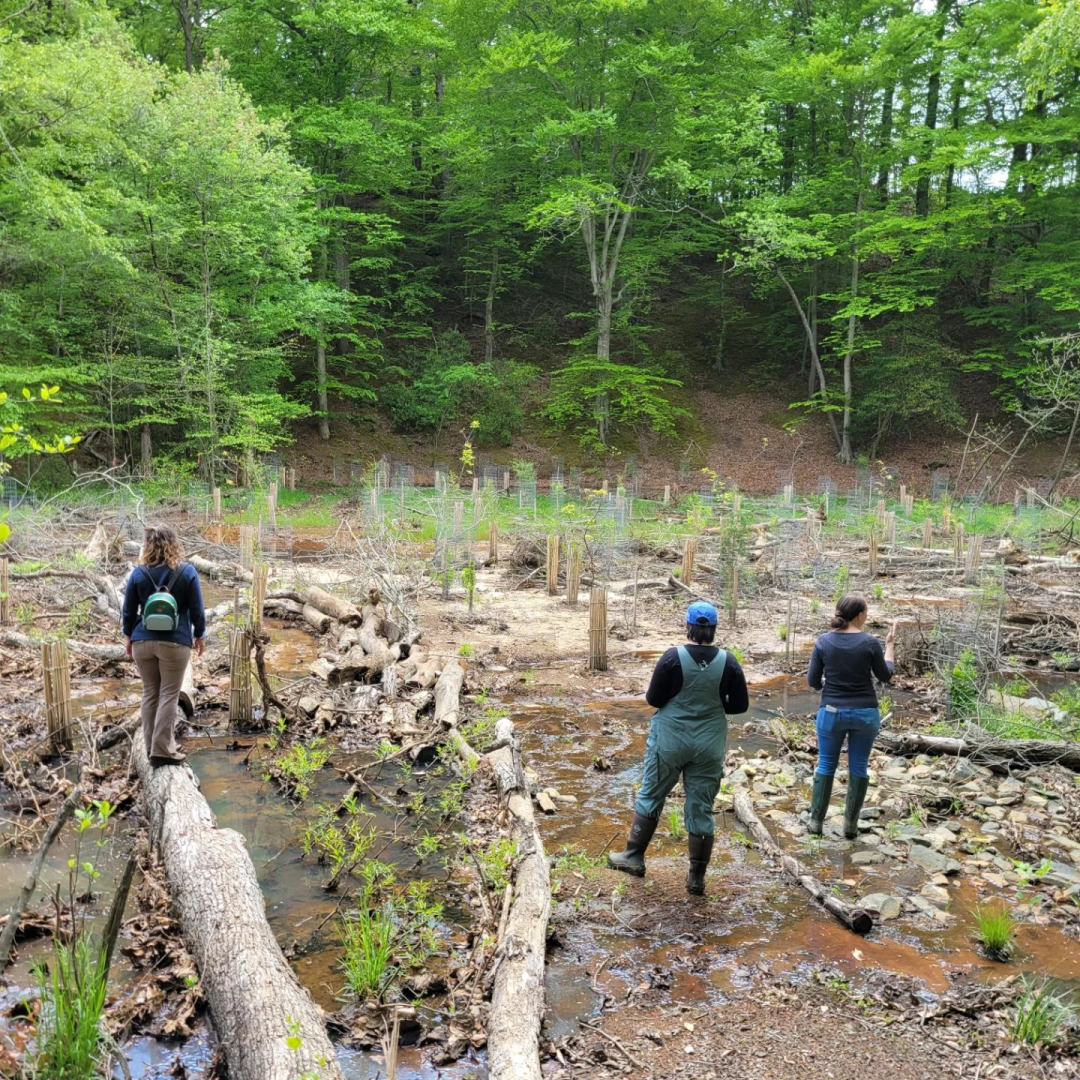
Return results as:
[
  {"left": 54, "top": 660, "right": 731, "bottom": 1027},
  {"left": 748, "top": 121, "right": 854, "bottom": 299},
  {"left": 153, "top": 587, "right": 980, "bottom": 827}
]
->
[
  {"left": 733, "top": 791, "right": 872, "bottom": 935},
  {"left": 133, "top": 698, "right": 342, "bottom": 1080}
]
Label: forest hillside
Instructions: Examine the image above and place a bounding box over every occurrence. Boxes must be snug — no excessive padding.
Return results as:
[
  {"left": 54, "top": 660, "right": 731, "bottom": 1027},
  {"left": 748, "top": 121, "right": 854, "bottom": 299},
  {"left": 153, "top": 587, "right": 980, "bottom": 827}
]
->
[{"left": 2, "top": 0, "right": 1079, "bottom": 493}]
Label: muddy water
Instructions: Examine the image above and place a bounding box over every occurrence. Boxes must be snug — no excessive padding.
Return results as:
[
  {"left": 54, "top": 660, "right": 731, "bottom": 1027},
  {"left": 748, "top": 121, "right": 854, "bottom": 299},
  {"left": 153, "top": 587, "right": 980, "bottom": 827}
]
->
[{"left": 526, "top": 685, "right": 1080, "bottom": 1036}]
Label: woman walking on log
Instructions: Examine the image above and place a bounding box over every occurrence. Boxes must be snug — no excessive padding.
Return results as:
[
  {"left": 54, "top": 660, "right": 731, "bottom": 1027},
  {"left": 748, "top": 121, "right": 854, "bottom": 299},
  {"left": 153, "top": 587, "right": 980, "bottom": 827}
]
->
[
  {"left": 608, "top": 602, "right": 748, "bottom": 896},
  {"left": 122, "top": 524, "right": 205, "bottom": 767},
  {"left": 806, "top": 594, "right": 896, "bottom": 839}
]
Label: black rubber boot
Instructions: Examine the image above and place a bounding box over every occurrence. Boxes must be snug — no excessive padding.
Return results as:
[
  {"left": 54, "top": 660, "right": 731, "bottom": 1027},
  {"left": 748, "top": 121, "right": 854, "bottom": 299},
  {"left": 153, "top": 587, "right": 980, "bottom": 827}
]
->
[
  {"left": 686, "top": 833, "right": 715, "bottom": 896},
  {"left": 807, "top": 773, "right": 834, "bottom": 836},
  {"left": 844, "top": 776, "right": 870, "bottom": 840},
  {"left": 607, "top": 812, "right": 659, "bottom": 877}
]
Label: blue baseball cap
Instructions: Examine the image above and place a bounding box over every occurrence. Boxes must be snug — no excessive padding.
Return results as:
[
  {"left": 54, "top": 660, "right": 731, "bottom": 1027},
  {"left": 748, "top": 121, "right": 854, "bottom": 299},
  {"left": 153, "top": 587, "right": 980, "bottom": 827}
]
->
[{"left": 686, "top": 601, "right": 718, "bottom": 626}]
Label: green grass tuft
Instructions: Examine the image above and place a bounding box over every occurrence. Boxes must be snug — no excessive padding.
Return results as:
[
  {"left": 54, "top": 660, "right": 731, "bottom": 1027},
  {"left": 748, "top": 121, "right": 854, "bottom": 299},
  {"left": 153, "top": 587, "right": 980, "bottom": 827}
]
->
[
  {"left": 666, "top": 808, "right": 686, "bottom": 840},
  {"left": 32, "top": 934, "right": 109, "bottom": 1079},
  {"left": 974, "top": 905, "right": 1015, "bottom": 959},
  {"left": 1010, "top": 979, "right": 1073, "bottom": 1046},
  {"left": 339, "top": 907, "right": 397, "bottom": 1000}
]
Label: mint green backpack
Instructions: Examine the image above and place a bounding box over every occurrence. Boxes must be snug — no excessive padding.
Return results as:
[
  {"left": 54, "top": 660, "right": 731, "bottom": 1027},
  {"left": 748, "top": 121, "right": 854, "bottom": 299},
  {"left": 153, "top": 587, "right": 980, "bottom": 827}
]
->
[{"left": 139, "top": 564, "right": 185, "bottom": 632}]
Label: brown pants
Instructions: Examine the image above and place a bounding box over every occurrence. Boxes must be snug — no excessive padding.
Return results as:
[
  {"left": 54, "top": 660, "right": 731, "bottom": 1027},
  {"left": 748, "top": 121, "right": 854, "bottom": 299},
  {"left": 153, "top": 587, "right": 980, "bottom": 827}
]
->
[{"left": 132, "top": 640, "right": 191, "bottom": 759}]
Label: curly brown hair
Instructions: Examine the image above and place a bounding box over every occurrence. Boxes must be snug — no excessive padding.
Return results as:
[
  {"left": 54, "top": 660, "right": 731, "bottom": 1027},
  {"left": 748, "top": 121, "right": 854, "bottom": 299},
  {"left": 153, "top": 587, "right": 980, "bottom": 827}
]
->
[{"left": 141, "top": 524, "right": 183, "bottom": 569}]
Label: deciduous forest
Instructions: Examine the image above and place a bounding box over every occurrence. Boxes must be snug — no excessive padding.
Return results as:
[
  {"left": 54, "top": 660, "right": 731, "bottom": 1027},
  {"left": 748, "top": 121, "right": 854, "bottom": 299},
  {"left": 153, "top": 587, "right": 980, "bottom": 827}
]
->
[{"left": 3, "top": 0, "right": 1079, "bottom": 477}]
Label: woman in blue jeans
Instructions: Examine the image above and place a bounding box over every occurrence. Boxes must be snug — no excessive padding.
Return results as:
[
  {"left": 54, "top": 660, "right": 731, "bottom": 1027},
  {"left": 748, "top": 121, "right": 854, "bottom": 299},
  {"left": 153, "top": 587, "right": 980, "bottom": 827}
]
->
[{"left": 806, "top": 594, "right": 896, "bottom": 839}]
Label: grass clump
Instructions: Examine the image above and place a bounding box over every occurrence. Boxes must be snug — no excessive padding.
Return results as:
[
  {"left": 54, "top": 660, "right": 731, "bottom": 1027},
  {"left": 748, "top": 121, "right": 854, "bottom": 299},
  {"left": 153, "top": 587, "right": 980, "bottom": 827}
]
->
[
  {"left": 1010, "top": 979, "right": 1073, "bottom": 1046},
  {"left": 666, "top": 808, "right": 686, "bottom": 840},
  {"left": 31, "top": 935, "right": 109, "bottom": 1079},
  {"left": 973, "top": 905, "right": 1015, "bottom": 960},
  {"left": 339, "top": 906, "right": 396, "bottom": 999}
]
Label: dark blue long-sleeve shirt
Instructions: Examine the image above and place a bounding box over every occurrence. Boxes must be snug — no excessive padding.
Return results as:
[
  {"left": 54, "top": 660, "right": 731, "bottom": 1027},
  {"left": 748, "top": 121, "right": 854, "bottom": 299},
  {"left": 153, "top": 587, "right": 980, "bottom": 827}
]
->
[
  {"left": 122, "top": 562, "right": 206, "bottom": 647},
  {"left": 807, "top": 631, "right": 894, "bottom": 708}
]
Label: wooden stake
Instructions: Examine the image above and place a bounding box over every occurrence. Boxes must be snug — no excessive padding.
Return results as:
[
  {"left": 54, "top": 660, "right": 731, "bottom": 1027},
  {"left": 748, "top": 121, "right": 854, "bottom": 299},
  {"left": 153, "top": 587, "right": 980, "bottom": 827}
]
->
[
  {"left": 663, "top": 484, "right": 670, "bottom": 506},
  {"left": 488, "top": 520, "right": 499, "bottom": 563},
  {"left": 251, "top": 563, "right": 268, "bottom": 630},
  {"left": 588, "top": 587, "right": 608, "bottom": 671},
  {"left": 922, "top": 518, "right": 933, "bottom": 548},
  {"left": 875, "top": 499, "right": 886, "bottom": 527},
  {"left": 964, "top": 534, "right": 983, "bottom": 584},
  {"left": 884, "top": 510, "right": 896, "bottom": 543},
  {"left": 0, "top": 557, "right": 9, "bottom": 626},
  {"left": 566, "top": 543, "right": 582, "bottom": 606},
  {"left": 601, "top": 480, "right": 609, "bottom": 496},
  {"left": 266, "top": 491, "right": 277, "bottom": 531},
  {"left": 681, "top": 537, "right": 697, "bottom": 587},
  {"left": 545, "top": 535, "right": 560, "bottom": 596},
  {"left": 212, "top": 487, "right": 222, "bottom": 518},
  {"left": 229, "top": 628, "right": 253, "bottom": 723},
  {"left": 239, "top": 525, "right": 254, "bottom": 570},
  {"left": 868, "top": 530, "right": 878, "bottom": 578},
  {"left": 42, "top": 640, "right": 73, "bottom": 753},
  {"left": 954, "top": 521, "right": 965, "bottom": 565},
  {"left": 729, "top": 560, "right": 739, "bottom": 626}
]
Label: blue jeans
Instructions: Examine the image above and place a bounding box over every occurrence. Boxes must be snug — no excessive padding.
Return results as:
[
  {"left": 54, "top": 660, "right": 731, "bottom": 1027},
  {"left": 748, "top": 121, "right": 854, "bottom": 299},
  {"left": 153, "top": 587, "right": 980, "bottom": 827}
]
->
[{"left": 815, "top": 706, "right": 881, "bottom": 780}]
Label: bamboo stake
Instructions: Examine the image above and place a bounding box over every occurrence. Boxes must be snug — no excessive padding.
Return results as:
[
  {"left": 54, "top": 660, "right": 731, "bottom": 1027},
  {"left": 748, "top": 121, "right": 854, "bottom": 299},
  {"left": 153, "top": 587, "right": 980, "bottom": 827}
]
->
[
  {"left": 729, "top": 560, "right": 739, "bottom": 626},
  {"left": 588, "top": 588, "right": 608, "bottom": 671},
  {"left": 0, "top": 557, "right": 9, "bottom": 625},
  {"left": 42, "top": 640, "right": 73, "bottom": 753},
  {"left": 545, "top": 535, "right": 560, "bottom": 595},
  {"left": 566, "top": 543, "right": 582, "bottom": 606},
  {"left": 229, "top": 628, "right": 253, "bottom": 723},
  {"left": 964, "top": 535, "right": 984, "bottom": 584},
  {"left": 681, "top": 537, "right": 697, "bottom": 587},
  {"left": 251, "top": 563, "right": 268, "bottom": 630}
]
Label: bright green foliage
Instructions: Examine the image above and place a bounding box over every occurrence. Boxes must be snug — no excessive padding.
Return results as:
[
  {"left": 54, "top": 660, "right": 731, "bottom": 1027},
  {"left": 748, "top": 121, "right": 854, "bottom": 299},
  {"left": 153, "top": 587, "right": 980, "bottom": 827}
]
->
[
  {"left": 339, "top": 906, "right": 396, "bottom": 1000},
  {"left": 3, "top": 0, "right": 1080, "bottom": 468},
  {"left": 974, "top": 906, "right": 1016, "bottom": 960},
  {"left": 31, "top": 935, "right": 110, "bottom": 1080},
  {"left": 1010, "top": 979, "right": 1074, "bottom": 1045},
  {"left": 948, "top": 649, "right": 980, "bottom": 718}
]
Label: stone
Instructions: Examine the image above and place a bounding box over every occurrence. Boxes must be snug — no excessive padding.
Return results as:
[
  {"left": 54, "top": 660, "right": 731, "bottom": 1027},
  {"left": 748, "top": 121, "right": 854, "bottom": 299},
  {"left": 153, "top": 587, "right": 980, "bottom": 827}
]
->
[
  {"left": 920, "top": 884, "right": 950, "bottom": 904},
  {"left": 859, "top": 807, "right": 882, "bottom": 819},
  {"left": 983, "top": 806, "right": 1007, "bottom": 821},
  {"left": 907, "top": 843, "right": 962, "bottom": 875},
  {"left": 297, "top": 694, "right": 321, "bottom": 716},
  {"left": 1046, "top": 861, "right": 1080, "bottom": 887},
  {"left": 851, "top": 850, "right": 885, "bottom": 866},
  {"left": 974, "top": 796, "right": 998, "bottom": 807},
  {"left": 908, "top": 894, "right": 955, "bottom": 923},
  {"left": 861, "top": 893, "right": 903, "bottom": 920}
]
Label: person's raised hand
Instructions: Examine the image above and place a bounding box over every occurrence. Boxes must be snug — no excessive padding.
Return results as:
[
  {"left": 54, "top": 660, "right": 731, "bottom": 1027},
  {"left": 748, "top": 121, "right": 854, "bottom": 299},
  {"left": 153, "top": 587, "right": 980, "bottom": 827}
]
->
[{"left": 194, "top": 637, "right": 206, "bottom": 657}]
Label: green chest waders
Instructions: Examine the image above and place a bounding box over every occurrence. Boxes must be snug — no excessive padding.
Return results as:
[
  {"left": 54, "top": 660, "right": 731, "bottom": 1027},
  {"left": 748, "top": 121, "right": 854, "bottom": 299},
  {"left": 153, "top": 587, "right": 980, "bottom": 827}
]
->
[{"left": 634, "top": 646, "right": 728, "bottom": 837}]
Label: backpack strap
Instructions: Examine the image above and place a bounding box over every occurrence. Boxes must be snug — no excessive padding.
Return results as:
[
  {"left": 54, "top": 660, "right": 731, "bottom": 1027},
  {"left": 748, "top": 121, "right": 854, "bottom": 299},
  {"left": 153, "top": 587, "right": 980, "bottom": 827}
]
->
[{"left": 161, "top": 562, "right": 186, "bottom": 596}]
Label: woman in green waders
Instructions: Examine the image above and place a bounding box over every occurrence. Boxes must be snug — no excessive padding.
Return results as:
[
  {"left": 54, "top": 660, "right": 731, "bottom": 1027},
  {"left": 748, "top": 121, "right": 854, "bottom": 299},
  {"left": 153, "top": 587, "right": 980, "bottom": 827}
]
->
[{"left": 608, "top": 602, "right": 749, "bottom": 896}]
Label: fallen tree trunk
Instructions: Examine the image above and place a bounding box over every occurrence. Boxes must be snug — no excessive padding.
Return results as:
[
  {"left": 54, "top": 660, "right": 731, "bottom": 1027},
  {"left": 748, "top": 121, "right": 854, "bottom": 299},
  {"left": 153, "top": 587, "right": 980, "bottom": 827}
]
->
[
  {"left": 441, "top": 663, "right": 549, "bottom": 1080},
  {"left": 0, "top": 630, "right": 128, "bottom": 664},
  {"left": 301, "top": 586, "right": 361, "bottom": 626},
  {"left": 187, "top": 553, "right": 253, "bottom": 583},
  {"left": 877, "top": 730, "right": 1080, "bottom": 773},
  {"left": 301, "top": 604, "right": 332, "bottom": 634},
  {"left": 0, "top": 782, "right": 82, "bottom": 974},
  {"left": 733, "top": 791, "right": 872, "bottom": 935},
  {"left": 133, "top": 701, "right": 342, "bottom": 1080}
]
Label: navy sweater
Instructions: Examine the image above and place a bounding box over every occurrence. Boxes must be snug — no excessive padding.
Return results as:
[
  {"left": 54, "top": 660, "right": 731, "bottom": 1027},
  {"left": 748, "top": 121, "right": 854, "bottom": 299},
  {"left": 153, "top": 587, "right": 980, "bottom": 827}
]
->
[
  {"left": 807, "top": 631, "right": 894, "bottom": 709},
  {"left": 122, "top": 562, "right": 206, "bottom": 647}
]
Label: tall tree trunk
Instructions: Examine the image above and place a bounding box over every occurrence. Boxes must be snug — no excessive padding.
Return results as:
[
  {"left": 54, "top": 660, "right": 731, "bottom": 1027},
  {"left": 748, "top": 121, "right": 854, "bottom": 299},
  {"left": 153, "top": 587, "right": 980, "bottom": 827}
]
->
[
  {"left": 808, "top": 262, "right": 819, "bottom": 397},
  {"left": 876, "top": 83, "right": 895, "bottom": 200},
  {"left": 1049, "top": 398, "right": 1080, "bottom": 495},
  {"left": 485, "top": 246, "right": 499, "bottom": 365},
  {"left": 775, "top": 265, "right": 841, "bottom": 449},
  {"left": 944, "top": 70, "right": 965, "bottom": 205},
  {"left": 140, "top": 424, "right": 153, "bottom": 474},
  {"left": 334, "top": 242, "right": 351, "bottom": 356},
  {"left": 316, "top": 342, "right": 329, "bottom": 441},
  {"left": 839, "top": 190, "right": 864, "bottom": 465},
  {"left": 915, "top": 0, "right": 954, "bottom": 217}
]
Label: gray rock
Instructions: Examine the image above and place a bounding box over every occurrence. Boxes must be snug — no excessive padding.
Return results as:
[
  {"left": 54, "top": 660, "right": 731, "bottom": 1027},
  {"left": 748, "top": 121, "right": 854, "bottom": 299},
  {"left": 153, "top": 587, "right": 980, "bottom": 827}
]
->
[
  {"left": 1046, "top": 861, "right": 1080, "bottom": 887},
  {"left": 920, "top": 883, "right": 950, "bottom": 904},
  {"left": 861, "top": 893, "right": 903, "bottom": 920},
  {"left": 907, "top": 843, "right": 962, "bottom": 875},
  {"left": 851, "top": 850, "right": 885, "bottom": 866}
]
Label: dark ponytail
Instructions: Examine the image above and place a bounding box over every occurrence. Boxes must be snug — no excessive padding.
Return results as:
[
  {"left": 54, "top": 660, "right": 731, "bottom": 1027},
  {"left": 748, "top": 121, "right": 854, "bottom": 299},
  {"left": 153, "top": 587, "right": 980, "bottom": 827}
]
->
[{"left": 830, "top": 593, "right": 867, "bottom": 630}]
